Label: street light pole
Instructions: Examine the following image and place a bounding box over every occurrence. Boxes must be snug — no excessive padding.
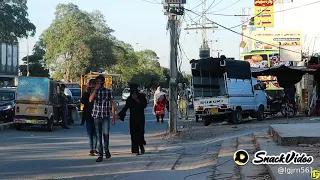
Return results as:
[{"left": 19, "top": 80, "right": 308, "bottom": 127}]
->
[{"left": 26, "top": 37, "right": 30, "bottom": 76}]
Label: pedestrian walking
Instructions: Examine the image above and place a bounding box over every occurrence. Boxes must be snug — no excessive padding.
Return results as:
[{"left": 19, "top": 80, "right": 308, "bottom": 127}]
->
[
  {"left": 178, "top": 83, "right": 189, "bottom": 120},
  {"left": 118, "top": 83, "right": 148, "bottom": 155},
  {"left": 153, "top": 86, "right": 168, "bottom": 122},
  {"left": 59, "top": 84, "right": 69, "bottom": 129},
  {"left": 81, "top": 79, "right": 98, "bottom": 156},
  {"left": 89, "top": 75, "right": 116, "bottom": 162}
]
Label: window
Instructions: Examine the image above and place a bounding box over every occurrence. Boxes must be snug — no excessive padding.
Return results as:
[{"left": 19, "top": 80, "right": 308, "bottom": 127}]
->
[
  {"left": 0, "top": 91, "right": 15, "bottom": 101},
  {"left": 69, "top": 89, "right": 81, "bottom": 96}
]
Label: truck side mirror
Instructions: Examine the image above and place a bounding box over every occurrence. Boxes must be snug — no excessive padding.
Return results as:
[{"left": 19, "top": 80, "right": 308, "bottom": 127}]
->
[{"left": 261, "top": 83, "right": 266, "bottom": 90}]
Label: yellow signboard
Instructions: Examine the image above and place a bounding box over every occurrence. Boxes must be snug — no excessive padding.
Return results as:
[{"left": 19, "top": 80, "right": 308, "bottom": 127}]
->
[
  {"left": 254, "top": 0, "right": 274, "bottom": 28},
  {"left": 251, "top": 30, "right": 303, "bottom": 51}
]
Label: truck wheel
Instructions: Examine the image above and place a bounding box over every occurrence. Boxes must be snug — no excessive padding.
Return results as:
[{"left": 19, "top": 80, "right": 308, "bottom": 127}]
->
[
  {"left": 257, "top": 105, "right": 265, "bottom": 121},
  {"left": 16, "top": 124, "right": 22, "bottom": 131},
  {"left": 47, "top": 118, "right": 54, "bottom": 132},
  {"left": 203, "top": 117, "right": 211, "bottom": 126},
  {"left": 195, "top": 115, "right": 199, "bottom": 122},
  {"left": 231, "top": 108, "right": 242, "bottom": 124}
]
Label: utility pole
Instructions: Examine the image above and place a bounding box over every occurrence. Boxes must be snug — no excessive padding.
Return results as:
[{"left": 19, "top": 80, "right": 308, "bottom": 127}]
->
[
  {"left": 184, "top": 0, "right": 218, "bottom": 59},
  {"left": 26, "top": 37, "right": 30, "bottom": 76},
  {"left": 163, "top": 0, "right": 185, "bottom": 134}
]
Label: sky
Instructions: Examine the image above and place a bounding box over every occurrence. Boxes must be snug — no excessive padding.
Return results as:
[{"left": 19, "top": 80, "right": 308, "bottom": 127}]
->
[{"left": 18, "top": 0, "right": 254, "bottom": 74}]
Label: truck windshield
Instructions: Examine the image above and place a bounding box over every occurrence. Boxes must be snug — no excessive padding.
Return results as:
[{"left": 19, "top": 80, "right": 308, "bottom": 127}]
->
[{"left": 69, "top": 89, "right": 81, "bottom": 96}]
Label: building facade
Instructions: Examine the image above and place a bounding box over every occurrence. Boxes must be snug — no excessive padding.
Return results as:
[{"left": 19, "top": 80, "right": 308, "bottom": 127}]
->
[{"left": 0, "top": 42, "right": 19, "bottom": 87}]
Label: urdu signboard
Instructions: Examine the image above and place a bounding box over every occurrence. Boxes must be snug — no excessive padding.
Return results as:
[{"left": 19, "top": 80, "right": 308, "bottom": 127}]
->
[
  {"left": 251, "top": 30, "right": 302, "bottom": 50},
  {"left": 254, "top": 0, "right": 274, "bottom": 28}
]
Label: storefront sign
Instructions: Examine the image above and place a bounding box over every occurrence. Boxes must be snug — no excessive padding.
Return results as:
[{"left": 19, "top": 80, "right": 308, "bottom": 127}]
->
[
  {"left": 254, "top": 0, "right": 274, "bottom": 28},
  {"left": 251, "top": 30, "right": 302, "bottom": 50}
]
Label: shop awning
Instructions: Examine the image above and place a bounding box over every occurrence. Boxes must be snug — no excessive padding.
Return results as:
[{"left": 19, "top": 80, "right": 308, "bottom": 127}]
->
[{"left": 251, "top": 65, "right": 315, "bottom": 88}]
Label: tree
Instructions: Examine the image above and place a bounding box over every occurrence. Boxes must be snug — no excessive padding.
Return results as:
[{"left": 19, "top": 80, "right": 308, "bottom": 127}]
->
[
  {"left": 42, "top": 3, "right": 95, "bottom": 82},
  {"left": 85, "top": 10, "right": 117, "bottom": 72},
  {"left": 0, "top": 0, "right": 36, "bottom": 42},
  {"left": 19, "top": 43, "right": 49, "bottom": 77}
]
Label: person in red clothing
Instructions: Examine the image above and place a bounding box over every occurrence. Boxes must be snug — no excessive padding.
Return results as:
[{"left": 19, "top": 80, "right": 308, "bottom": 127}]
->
[{"left": 153, "top": 87, "right": 168, "bottom": 123}]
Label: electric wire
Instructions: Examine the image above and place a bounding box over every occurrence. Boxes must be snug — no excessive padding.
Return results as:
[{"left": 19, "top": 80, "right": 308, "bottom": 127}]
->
[
  {"left": 206, "top": 0, "right": 320, "bottom": 16},
  {"left": 205, "top": 0, "right": 224, "bottom": 13},
  {"left": 208, "top": 0, "right": 242, "bottom": 13},
  {"left": 227, "top": 0, "right": 277, "bottom": 29},
  {"left": 185, "top": 9, "right": 302, "bottom": 54},
  {"left": 141, "top": 0, "right": 161, "bottom": 4}
]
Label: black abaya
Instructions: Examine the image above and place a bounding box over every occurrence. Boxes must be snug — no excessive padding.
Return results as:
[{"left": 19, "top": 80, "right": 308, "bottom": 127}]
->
[{"left": 118, "top": 93, "right": 147, "bottom": 153}]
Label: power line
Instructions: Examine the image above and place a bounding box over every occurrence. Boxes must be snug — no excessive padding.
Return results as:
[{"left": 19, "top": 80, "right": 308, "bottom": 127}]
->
[
  {"left": 209, "top": 0, "right": 242, "bottom": 13},
  {"left": 205, "top": 0, "right": 225, "bottom": 13},
  {"left": 206, "top": 0, "right": 320, "bottom": 16},
  {"left": 185, "top": 9, "right": 302, "bottom": 54},
  {"left": 227, "top": 0, "right": 277, "bottom": 29},
  {"left": 191, "top": 2, "right": 203, "bottom": 10},
  {"left": 141, "top": 0, "right": 161, "bottom": 4}
]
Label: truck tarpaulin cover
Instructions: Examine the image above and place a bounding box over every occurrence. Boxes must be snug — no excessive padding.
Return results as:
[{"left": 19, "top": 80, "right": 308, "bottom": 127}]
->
[
  {"left": 190, "top": 57, "right": 252, "bottom": 79},
  {"left": 251, "top": 65, "right": 315, "bottom": 88},
  {"left": 16, "top": 77, "right": 49, "bottom": 102}
]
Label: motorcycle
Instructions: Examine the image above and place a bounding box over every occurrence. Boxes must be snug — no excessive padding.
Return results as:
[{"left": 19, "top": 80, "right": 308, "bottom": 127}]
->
[{"left": 264, "top": 94, "right": 296, "bottom": 118}]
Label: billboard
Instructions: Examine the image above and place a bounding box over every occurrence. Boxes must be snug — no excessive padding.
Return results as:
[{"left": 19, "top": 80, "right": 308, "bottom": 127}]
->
[
  {"left": 254, "top": 0, "right": 274, "bottom": 28},
  {"left": 279, "top": 45, "right": 302, "bottom": 61},
  {"left": 16, "top": 77, "right": 49, "bottom": 102},
  {"left": 251, "top": 30, "right": 302, "bottom": 51}
]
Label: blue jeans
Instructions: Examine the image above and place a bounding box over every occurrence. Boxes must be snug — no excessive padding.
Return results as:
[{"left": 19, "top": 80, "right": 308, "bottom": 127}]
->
[
  {"left": 86, "top": 119, "right": 97, "bottom": 150},
  {"left": 94, "top": 117, "right": 110, "bottom": 157}
]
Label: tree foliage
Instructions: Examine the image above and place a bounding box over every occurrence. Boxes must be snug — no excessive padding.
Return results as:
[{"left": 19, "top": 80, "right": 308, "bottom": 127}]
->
[
  {"left": 0, "top": 0, "right": 36, "bottom": 42},
  {"left": 19, "top": 42, "right": 49, "bottom": 77},
  {"left": 39, "top": 3, "right": 191, "bottom": 86}
]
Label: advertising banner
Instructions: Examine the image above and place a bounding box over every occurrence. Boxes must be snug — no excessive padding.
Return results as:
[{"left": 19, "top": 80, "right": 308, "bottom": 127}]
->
[
  {"left": 251, "top": 30, "right": 302, "bottom": 50},
  {"left": 279, "top": 45, "right": 302, "bottom": 61},
  {"left": 16, "top": 77, "right": 49, "bottom": 102},
  {"left": 254, "top": 0, "right": 274, "bottom": 28}
]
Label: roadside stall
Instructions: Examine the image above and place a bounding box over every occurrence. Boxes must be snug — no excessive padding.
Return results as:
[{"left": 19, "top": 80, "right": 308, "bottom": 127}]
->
[{"left": 251, "top": 65, "right": 315, "bottom": 115}]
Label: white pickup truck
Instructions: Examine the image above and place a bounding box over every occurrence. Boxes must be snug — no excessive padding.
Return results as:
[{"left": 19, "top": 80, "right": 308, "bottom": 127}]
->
[{"left": 190, "top": 57, "right": 267, "bottom": 126}]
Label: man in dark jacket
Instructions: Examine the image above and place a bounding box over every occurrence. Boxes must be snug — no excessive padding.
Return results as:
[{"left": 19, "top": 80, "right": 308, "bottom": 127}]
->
[{"left": 81, "top": 79, "right": 98, "bottom": 155}]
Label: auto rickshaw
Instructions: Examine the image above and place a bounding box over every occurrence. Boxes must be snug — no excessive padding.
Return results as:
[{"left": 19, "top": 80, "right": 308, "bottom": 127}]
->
[{"left": 14, "top": 77, "right": 62, "bottom": 131}]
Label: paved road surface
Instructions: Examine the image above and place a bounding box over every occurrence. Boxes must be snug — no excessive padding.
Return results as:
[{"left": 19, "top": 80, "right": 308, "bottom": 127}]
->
[{"left": 0, "top": 103, "right": 178, "bottom": 180}]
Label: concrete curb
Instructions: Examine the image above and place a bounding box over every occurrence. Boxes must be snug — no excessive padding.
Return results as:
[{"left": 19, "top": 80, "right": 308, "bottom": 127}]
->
[
  {"left": 0, "top": 122, "right": 15, "bottom": 132},
  {"left": 252, "top": 129, "right": 311, "bottom": 180}
]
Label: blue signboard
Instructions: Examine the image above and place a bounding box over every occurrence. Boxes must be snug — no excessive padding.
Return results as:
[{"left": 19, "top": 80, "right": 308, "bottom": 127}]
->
[{"left": 16, "top": 77, "right": 49, "bottom": 102}]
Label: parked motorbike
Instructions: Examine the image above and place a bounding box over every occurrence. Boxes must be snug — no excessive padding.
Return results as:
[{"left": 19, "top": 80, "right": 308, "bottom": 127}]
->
[{"left": 264, "top": 94, "right": 296, "bottom": 118}]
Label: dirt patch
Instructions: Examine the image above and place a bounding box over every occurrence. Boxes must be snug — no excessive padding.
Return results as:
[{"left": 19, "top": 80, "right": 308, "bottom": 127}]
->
[{"left": 175, "top": 116, "right": 320, "bottom": 142}]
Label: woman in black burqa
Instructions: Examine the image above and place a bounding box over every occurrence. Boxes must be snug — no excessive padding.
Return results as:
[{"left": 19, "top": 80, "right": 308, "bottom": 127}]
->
[{"left": 118, "top": 84, "right": 148, "bottom": 155}]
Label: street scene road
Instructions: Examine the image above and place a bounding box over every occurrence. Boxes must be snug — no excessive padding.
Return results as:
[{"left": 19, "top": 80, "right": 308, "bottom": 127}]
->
[
  {"left": 2, "top": 0, "right": 320, "bottom": 180},
  {"left": 0, "top": 103, "right": 171, "bottom": 180}
]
